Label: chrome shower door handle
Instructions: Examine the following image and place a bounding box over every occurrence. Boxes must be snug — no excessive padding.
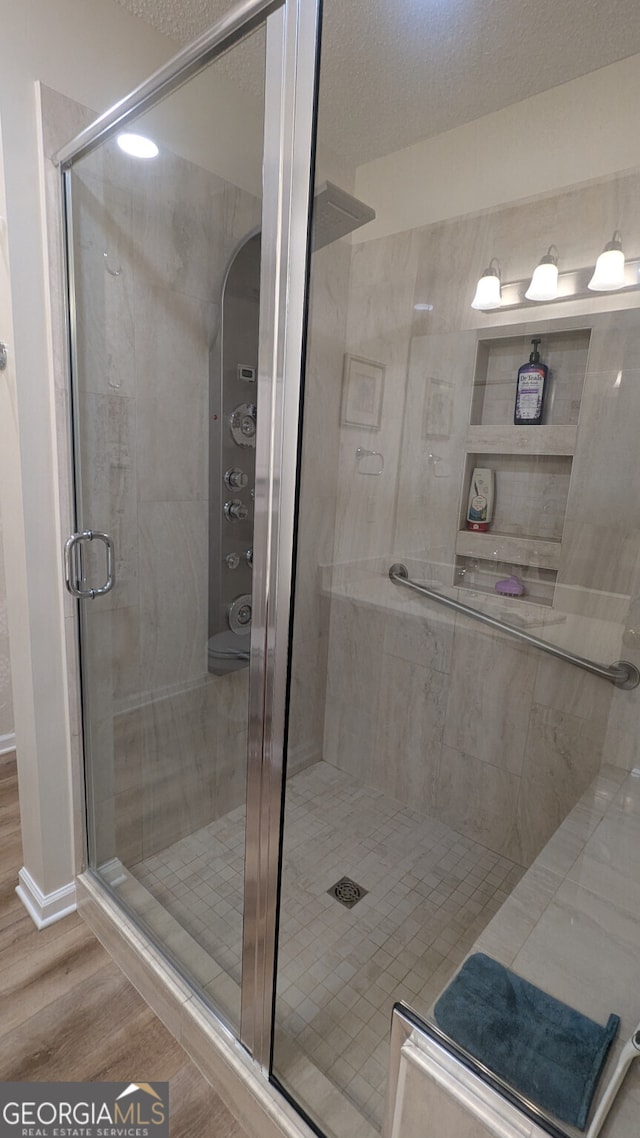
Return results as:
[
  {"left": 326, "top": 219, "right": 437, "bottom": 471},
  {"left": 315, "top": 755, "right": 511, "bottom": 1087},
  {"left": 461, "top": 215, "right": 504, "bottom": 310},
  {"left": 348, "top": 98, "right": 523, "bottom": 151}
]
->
[{"left": 64, "top": 530, "right": 115, "bottom": 599}]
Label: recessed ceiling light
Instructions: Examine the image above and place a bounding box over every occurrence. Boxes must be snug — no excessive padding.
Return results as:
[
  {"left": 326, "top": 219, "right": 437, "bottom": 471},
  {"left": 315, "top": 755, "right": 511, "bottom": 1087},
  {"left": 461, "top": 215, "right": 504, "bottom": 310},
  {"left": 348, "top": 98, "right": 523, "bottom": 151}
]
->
[
  {"left": 117, "top": 132, "right": 159, "bottom": 159},
  {"left": 414, "top": 302, "right": 434, "bottom": 311}
]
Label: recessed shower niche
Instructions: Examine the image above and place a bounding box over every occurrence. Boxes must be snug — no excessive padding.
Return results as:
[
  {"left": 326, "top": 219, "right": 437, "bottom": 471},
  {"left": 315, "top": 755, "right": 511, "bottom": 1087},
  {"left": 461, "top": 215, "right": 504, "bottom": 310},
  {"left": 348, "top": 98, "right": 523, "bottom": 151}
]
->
[
  {"left": 455, "top": 326, "right": 591, "bottom": 604},
  {"left": 469, "top": 327, "right": 591, "bottom": 427}
]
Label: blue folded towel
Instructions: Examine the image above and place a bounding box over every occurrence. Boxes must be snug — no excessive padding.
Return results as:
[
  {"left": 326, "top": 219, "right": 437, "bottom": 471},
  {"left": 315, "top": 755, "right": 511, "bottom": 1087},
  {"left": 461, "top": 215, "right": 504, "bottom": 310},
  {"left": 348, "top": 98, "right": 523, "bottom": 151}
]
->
[{"left": 434, "top": 953, "right": 619, "bottom": 1130}]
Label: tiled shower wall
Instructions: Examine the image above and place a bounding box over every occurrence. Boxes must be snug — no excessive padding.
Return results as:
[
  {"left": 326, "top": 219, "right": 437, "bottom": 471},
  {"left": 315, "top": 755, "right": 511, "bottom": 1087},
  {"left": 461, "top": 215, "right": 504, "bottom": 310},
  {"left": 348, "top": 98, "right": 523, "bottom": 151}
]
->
[
  {"left": 66, "top": 129, "right": 262, "bottom": 865},
  {"left": 287, "top": 236, "right": 351, "bottom": 768},
  {"left": 321, "top": 166, "right": 640, "bottom": 865}
]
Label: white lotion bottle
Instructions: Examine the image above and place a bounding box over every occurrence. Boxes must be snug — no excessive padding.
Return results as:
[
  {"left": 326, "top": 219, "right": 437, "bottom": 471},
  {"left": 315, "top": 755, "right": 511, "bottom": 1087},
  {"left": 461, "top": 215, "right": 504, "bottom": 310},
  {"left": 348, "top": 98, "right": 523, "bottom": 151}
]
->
[{"left": 466, "top": 467, "right": 494, "bottom": 532}]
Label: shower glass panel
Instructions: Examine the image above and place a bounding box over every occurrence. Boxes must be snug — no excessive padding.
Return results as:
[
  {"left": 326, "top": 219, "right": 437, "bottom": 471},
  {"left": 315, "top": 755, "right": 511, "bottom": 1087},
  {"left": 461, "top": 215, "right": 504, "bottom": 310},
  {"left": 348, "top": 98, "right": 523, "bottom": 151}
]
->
[
  {"left": 69, "top": 24, "right": 266, "bottom": 1031},
  {"left": 273, "top": 2, "right": 640, "bottom": 1136}
]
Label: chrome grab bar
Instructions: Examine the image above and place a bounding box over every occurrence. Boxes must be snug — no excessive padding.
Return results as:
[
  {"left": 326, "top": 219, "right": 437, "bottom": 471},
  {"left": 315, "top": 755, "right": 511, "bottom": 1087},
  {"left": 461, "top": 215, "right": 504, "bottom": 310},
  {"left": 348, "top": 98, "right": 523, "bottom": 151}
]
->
[
  {"left": 389, "top": 563, "right": 640, "bottom": 690},
  {"left": 65, "top": 531, "right": 115, "bottom": 599}
]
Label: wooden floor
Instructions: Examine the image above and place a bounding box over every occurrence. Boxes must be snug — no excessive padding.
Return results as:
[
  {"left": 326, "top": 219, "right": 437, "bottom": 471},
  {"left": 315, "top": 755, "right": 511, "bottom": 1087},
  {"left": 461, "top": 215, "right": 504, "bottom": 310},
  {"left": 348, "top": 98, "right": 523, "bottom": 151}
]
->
[{"left": 0, "top": 755, "right": 249, "bottom": 1138}]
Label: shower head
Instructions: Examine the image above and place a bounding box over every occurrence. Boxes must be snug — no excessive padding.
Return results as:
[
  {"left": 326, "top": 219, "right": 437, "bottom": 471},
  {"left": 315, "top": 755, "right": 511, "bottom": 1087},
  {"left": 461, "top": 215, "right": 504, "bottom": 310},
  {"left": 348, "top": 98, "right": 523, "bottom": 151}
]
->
[{"left": 311, "top": 181, "right": 375, "bottom": 250}]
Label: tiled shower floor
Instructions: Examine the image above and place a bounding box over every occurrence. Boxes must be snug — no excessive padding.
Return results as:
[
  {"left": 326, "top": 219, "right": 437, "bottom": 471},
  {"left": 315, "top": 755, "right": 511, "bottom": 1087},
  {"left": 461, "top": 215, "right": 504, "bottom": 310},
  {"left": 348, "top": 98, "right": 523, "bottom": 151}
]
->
[{"left": 133, "top": 762, "right": 525, "bottom": 1131}]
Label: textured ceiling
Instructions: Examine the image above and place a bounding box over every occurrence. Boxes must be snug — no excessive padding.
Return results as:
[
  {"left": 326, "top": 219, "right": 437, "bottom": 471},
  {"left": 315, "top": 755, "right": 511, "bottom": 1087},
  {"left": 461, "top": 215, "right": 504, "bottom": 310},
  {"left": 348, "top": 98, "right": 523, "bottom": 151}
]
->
[{"left": 115, "top": 0, "right": 640, "bottom": 165}]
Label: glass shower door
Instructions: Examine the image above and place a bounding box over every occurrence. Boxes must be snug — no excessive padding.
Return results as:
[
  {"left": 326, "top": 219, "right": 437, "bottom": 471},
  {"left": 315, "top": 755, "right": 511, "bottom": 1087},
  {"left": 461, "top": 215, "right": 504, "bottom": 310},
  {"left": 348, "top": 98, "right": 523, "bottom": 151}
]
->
[
  {"left": 65, "top": 20, "right": 268, "bottom": 1033},
  {"left": 273, "top": 2, "right": 640, "bottom": 1137}
]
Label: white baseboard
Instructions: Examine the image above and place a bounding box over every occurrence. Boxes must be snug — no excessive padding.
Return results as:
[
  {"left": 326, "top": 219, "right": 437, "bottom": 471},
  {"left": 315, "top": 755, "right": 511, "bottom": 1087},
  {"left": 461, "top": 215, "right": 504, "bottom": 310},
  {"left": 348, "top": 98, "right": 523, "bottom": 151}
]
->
[
  {"left": 0, "top": 732, "right": 16, "bottom": 757},
  {"left": 16, "top": 866, "right": 77, "bottom": 929}
]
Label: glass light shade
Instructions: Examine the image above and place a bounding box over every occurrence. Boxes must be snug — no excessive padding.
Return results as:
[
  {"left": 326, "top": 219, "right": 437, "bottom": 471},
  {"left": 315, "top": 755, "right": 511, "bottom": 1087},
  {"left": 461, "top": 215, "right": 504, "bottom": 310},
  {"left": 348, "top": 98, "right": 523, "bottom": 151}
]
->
[
  {"left": 525, "top": 259, "right": 559, "bottom": 301},
  {"left": 588, "top": 236, "right": 626, "bottom": 291},
  {"left": 471, "top": 269, "right": 501, "bottom": 310},
  {"left": 117, "top": 132, "right": 159, "bottom": 159}
]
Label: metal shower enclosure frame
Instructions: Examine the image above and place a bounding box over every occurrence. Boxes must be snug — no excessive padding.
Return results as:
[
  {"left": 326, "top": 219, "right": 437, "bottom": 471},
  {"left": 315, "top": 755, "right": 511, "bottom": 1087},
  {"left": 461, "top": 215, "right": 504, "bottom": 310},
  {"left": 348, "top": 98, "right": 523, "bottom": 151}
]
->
[{"left": 54, "top": 0, "right": 322, "bottom": 1077}]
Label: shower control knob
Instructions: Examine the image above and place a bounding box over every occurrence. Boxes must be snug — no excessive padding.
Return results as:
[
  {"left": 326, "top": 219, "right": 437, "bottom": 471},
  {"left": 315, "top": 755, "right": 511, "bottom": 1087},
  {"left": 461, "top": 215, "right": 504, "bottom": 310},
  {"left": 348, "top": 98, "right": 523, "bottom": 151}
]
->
[
  {"left": 225, "top": 468, "right": 248, "bottom": 489},
  {"left": 236, "top": 603, "right": 251, "bottom": 626},
  {"left": 225, "top": 552, "right": 241, "bottom": 570},
  {"left": 228, "top": 593, "right": 252, "bottom": 634},
  {"left": 225, "top": 500, "right": 249, "bottom": 522},
  {"left": 230, "top": 403, "right": 257, "bottom": 448},
  {"left": 245, "top": 548, "right": 253, "bottom": 569}
]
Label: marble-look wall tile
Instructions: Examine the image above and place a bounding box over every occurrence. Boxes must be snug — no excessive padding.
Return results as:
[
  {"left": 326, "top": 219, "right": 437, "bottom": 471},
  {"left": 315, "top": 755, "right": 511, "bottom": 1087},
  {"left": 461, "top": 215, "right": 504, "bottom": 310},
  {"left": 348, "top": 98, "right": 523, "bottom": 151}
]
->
[
  {"left": 533, "top": 650, "right": 612, "bottom": 723},
  {"left": 372, "top": 654, "right": 447, "bottom": 814},
  {"left": 512, "top": 877, "right": 640, "bottom": 1038},
  {"left": 83, "top": 605, "right": 141, "bottom": 722},
  {"left": 130, "top": 156, "right": 230, "bottom": 303},
  {"left": 411, "top": 212, "right": 489, "bottom": 337},
  {"left": 488, "top": 458, "right": 571, "bottom": 542},
  {"left": 72, "top": 172, "right": 136, "bottom": 398},
  {"left": 139, "top": 674, "right": 248, "bottom": 858},
  {"left": 289, "top": 240, "right": 350, "bottom": 770},
  {"left": 324, "top": 596, "right": 386, "bottom": 783},
  {"left": 42, "top": 85, "right": 264, "bottom": 870},
  {"left": 76, "top": 392, "right": 138, "bottom": 611},
  {"left": 322, "top": 719, "right": 374, "bottom": 787},
  {"left": 602, "top": 623, "right": 640, "bottom": 771},
  {"left": 443, "top": 622, "right": 537, "bottom": 776},
  {"left": 436, "top": 746, "right": 520, "bottom": 858},
  {"left": 109, "top": 667, "right": 249, "bottom": 863},
  {"left": 135, "top": 287, "right": 212, "bottom": 504},
  {"left": 473, "top": 864, "right": 564, "bottom": 967},
  {"left": 560, "top": 521, "right": 640, "bottom": 600},
  {"left": 394, "top": 331, "right": 476, "bottom": 562},
  {"left": 139, "top": 500, "right": 209, "bottom": 693},
  {"left": 513, "top": 704, "right": 606, "bottom": 865},
  {"left": 382, "top": 604, "right": 454, "bottom": 674},
  {"left": 319, "top": 173, "right": 640, "bottom": 874},
  {"left": 333, "top": 228, "right": 421, "bottom": 567},
  {"left": 567, "top": 810, "right": 640, "bottom": 920}
]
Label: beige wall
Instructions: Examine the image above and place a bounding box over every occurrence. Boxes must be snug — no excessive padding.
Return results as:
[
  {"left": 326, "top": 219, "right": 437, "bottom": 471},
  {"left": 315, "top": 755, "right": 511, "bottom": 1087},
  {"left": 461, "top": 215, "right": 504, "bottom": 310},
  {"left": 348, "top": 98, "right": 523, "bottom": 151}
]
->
[
  {"left": 0, "top": 511, "right": 13, "bottom": 745},
  {"left": 0, "top": 0, "right": 179, "bottom": 906},
  {"left": 355, "top": 51, "right": 640, "bottom": 243}
]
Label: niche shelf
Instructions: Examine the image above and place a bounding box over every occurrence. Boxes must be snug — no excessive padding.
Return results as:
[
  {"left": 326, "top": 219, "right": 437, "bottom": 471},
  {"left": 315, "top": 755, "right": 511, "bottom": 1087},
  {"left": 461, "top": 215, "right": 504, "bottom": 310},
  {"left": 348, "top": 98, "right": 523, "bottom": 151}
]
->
[
  {"left": 465, "top": 425, "right": 577, "bottom": 456},
  {"left": 455, "top": 326, "right": 591, "bottom": 606},
  {"left": 454, "top": 559, "right": 557, "bottom": 608},
  {"left": 454, "top": 531, "right": 561, "bottom": 572},
  {"left": 470, "top": 328, "right": 591, "bottom": 427}
]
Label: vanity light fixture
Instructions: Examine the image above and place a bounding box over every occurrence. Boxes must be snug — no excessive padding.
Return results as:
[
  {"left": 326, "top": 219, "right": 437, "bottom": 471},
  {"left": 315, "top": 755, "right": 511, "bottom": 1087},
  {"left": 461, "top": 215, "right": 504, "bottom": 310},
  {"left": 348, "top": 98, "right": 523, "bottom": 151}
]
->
[
  {"left": 525, "top": 245, "right": 559, "bottom": 302},
  {"left": 471, "top": 259, "right": 502, "bottom": 310},
  {"left": 588, "top": 231, "right": 626, "bottom": 291},
  {"left": 116, "top": 132, "right": 159, "bottom": 159},
  {"left": 472, "top": 233, "right": 640, "bottom": 313}
]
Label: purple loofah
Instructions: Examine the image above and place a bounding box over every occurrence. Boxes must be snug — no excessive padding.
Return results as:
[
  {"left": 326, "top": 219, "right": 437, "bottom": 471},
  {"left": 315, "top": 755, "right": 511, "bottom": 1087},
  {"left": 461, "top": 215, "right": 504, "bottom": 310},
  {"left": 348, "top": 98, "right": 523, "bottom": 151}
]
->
[{"left": 495, "top": 575, "right": 524, "bottom": 596}]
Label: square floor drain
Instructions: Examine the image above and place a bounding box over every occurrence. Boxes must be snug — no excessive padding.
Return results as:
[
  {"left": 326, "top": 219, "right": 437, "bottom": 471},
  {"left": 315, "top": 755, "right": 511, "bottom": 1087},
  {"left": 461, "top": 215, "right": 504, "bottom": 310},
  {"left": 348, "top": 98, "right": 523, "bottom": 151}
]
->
[{"left": 328, "top": 876, "right": 367, "bottom": 908}]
